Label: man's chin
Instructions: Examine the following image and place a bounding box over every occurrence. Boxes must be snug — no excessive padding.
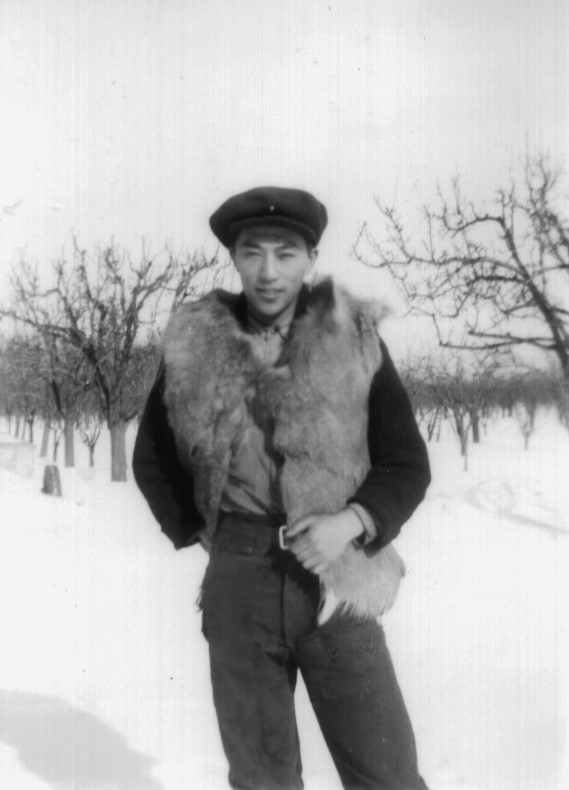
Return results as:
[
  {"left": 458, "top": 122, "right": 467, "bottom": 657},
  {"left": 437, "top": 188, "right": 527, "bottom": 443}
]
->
[{"left": 247, "top": 295, "right": 290, "bottom": 323}]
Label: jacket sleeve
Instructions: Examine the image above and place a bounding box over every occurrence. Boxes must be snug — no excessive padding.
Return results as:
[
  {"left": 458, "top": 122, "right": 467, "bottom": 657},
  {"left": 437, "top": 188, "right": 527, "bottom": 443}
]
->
[
  {"left": 347, "top": 339, "right": 431, "bottom": 552},
  {"left": 132, "top": 368, "right": 205, "bottom": 550}
]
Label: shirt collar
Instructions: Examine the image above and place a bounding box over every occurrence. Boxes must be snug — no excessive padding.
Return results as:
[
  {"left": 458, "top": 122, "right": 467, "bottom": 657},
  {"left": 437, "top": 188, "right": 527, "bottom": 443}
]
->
[{"left": 246, "top": 311, "right": 293, "bottom": 340}]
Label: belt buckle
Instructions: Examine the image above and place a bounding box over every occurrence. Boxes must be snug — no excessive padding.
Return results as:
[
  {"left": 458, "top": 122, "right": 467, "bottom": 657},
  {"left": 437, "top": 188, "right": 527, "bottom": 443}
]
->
[{"left": 278, "top": 525, "right": 290, "bottom": 551}]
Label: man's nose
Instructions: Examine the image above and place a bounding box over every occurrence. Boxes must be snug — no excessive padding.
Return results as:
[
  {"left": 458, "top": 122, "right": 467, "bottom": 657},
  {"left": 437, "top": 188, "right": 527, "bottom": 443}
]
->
[{"left": 259, "top": 253, "right": 278, "bottom": 280}]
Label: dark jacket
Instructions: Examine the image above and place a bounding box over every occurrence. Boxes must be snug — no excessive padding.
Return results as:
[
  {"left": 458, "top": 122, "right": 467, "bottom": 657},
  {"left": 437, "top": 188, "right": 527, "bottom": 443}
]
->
[{"left": 132, "top": 287, "right": 430, "bottom": 551}]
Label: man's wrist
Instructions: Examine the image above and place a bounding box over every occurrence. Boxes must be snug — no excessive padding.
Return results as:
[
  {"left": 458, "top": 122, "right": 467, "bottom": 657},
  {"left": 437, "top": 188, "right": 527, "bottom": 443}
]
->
[
  {"left": 346, "top": 503, "right": 376, "bottom": 548},
  {"left": 341, "top": 507, "right": 366, "bottom": 543}
]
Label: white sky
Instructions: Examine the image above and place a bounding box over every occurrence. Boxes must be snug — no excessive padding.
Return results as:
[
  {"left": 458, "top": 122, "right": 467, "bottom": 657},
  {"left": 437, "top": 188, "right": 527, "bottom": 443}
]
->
[{"left": 0, "top": 0, "right": 567, "bottom": 351}]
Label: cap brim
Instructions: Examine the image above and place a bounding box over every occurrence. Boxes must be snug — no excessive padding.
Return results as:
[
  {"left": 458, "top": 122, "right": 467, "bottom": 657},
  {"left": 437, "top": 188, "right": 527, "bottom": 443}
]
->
[{"left": 226, "top": 216, "right": 318, "bottom": 248}]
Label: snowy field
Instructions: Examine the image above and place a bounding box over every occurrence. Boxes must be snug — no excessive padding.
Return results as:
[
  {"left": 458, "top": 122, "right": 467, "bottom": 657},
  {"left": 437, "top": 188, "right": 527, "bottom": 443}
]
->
[{"left": 0, "top": 413, "right": 568, "bottom": 790}]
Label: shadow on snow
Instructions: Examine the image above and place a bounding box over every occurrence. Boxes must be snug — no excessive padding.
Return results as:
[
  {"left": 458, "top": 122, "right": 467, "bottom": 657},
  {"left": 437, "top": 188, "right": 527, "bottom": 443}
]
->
[{"left": 0, "top": 689, "right": 164, "bottom": 789}]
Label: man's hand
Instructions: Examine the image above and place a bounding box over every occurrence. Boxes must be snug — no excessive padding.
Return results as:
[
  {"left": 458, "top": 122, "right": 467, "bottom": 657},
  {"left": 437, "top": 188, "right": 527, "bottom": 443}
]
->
[{"left": 285, "top": 509, "right": 364, "bottom": 575}]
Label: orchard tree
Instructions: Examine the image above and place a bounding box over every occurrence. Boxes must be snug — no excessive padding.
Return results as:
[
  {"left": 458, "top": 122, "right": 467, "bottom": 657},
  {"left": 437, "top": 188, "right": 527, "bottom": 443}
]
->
[
  {"left": 0, "top": 336, "right": 16, "bottom": 432},
  {"left": 51, "top": 418, "right": 65, "bottom": 464},
  {"left": 45, "top": 339, "right": 90, "bottom": 467},
  {"left": 398, "top": 355, "right": 446, "bottom": 442},
  {"left": 3, "top": 268, "right": 94, "bottom": 466},
  {"left": 355, "top": 154, "right": 569, "bottom": 422},
  {"left": 424, "top": 358, "right": 478, "bottom": 470},
  {"left": 1, "top": 239, "right": 219, "bottom": 480},
  {"left": 0, "top": 335, "right": 45, "bottom": 443},
  {"left": 77, "top": 391, "right": 104, "bottom": 468},
  {"left": 416, "top": 351, "right": 503, "bottom": 470}
]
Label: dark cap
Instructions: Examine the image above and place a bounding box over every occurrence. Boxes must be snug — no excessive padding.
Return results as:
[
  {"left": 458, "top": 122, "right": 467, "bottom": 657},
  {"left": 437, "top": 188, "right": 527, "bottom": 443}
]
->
[{"left": 209, "top": 186, "right": 328, "bottom": 248}]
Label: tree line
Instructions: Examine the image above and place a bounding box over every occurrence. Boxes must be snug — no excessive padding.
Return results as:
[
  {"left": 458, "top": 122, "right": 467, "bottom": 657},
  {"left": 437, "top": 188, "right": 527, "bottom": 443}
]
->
[
  {"left": 3, "top": 324, "right": 564, "bottom": 478},
  {"left": 399, "top": 351, "right": 566, "bottom": 470}
]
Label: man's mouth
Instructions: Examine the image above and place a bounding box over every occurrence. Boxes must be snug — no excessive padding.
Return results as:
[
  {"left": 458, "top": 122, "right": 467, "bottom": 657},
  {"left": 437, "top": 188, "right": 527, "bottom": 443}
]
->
[{"left": 256, "top": 288, "right": 283, "bottom": 297}]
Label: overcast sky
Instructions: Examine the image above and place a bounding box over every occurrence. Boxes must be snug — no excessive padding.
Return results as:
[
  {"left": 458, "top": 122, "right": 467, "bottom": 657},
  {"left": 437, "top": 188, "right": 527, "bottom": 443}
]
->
[{"left": 0, "top": 0, "right": 567, "bottom": 348}]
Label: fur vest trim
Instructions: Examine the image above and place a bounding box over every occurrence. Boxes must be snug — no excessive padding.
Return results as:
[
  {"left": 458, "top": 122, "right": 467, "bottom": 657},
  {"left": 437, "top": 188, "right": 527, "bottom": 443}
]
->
[{"left": 162, "top": 279, "right": 405, "bottom": 619}]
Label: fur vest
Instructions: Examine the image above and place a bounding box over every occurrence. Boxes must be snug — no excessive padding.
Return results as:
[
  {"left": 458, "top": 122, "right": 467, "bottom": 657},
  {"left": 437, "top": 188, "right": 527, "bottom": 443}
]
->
[{"left": 161, "top": 279, "right": 405, "bottom": 619}]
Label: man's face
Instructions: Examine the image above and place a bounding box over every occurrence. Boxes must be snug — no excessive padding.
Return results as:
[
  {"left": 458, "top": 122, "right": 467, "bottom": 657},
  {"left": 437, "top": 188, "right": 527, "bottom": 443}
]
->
[{"left": 231, "top": 226, "right": 318, "bottom": 324}]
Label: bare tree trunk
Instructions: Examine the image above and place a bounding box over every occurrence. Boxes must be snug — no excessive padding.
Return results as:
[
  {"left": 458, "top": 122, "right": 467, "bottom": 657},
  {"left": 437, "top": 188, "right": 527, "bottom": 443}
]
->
[
  {"left": 426, "top": 407, "right": 440, "bottom": 441},
  {"left": 15, "top": 415, "right": 21, "bottom": 438},
  {"left": 555, "top": 382, "right": 569, "bottom": 433},
  {"left": 460, "top": 433, "right": 469, "bottom": 469},
  {"left": 471, "top": 410, "right": 480, "bottom": 444},
  {"left": 64, "top": 416, "right": 75, "bottom": 467},
  {"left": 110, "top": 421, "right": 128, "bottom": 482},
  {"left": 454, "top": 413, "right": 466, "bottom": 455},
  {"left": 40, "top": 419, "right": 50, "bottom": 458},
  {"left": 453, "top": 410, "right": 469, "bottom": 469},
  {"left": 456, "top": 421, "right": 469, "bottom": 470},
  {"left": 89, "top": 445, "right": 95, "bottom": 467}
]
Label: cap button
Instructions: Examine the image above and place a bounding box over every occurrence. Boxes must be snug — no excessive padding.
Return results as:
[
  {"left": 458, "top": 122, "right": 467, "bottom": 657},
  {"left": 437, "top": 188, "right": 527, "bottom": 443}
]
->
[{"left": 269, "top": 204, "right": 275, "bottom": 212}]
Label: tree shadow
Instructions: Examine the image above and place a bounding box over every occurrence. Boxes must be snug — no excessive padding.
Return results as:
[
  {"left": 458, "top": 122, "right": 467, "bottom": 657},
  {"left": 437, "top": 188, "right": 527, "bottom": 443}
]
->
[
  {"left": 464, "top": 478, "right": 569, "bottom": 536},
  {"left": 0, "top": 689, "right": 164, "bottom": 789}
]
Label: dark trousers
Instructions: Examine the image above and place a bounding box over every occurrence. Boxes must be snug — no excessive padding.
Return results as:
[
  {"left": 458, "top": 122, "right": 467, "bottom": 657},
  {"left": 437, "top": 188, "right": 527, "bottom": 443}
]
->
[{"left": 201, "top": 514, "right": 426, "bottom": 790}]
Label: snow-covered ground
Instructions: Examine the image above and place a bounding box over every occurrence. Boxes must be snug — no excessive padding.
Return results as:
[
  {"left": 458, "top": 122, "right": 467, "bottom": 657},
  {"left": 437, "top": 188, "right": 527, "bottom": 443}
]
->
[{"left": 1, "top": 413, "right": 568, "bottom": 790}]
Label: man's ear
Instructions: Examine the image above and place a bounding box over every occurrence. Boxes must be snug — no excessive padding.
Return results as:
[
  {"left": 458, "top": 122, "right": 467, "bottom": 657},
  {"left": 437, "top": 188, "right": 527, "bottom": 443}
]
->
[
  {"left": 308, "top": 247, "right": 318, "bottom": 272},
  {"left": 229, "top": 247, "right": 241, "bottom": 273},
  {"left": 304, "top": 248, "right": 318, "bottom": 282}
]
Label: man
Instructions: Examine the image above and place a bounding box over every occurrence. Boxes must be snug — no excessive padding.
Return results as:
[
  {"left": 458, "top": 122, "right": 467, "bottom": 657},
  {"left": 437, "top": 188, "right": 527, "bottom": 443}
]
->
[{"left": 133, "top": 186, "right": 430, "bottom": 790}]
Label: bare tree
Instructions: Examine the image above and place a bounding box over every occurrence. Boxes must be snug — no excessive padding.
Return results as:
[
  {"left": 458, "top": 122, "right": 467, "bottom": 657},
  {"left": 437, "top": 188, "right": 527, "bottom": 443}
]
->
[
  {"left": 506, "top": 371, "right": 549, "bottom": 450},
  {"left": 0, "top": 336, "right": 45, "bottom": 444},
  {"left": 51, "top": 418, "right": 65, "bottom": 464},
  {"left": 429, "top": 360, "right": 476, "bottom": 471},
  {"left": 354, "top": 154, "right": 569, "bottom": 400},
  {"left": 47, "top": 340, "right": 90, "bottom": 467},
  {"left": 1, "top": 239, "right": 219, "bottom": 480},
  {"left": 0, "top": 335, "right": 15, "bottom": 433},
  {"left": 78, "top": 407, "right": 104, "bottom": 468},
  {"left": 398, "top": 354, "right": 446, "bottom": 442},
  {"left": 415, "top": 352, "right": 502, "bottom": 470},
  {"left": 3, "top": 268, "right": 92, "bottom": 467}
]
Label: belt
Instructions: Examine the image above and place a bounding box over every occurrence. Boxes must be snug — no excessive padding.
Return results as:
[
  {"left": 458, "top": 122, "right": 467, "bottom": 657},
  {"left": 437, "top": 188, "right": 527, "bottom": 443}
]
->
[{"left": 217, "top": 511, "right": 292, "bottom": 551}]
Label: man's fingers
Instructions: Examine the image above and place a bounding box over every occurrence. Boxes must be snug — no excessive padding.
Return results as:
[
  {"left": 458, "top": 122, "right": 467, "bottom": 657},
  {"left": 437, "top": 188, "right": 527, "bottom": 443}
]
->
[
  {"left": 299, "top": 556, "right": 328, "bottom": 575},
  {"left": 300, "top": 555, "right": 320, "bottom": 571},
  {"left": 289, "top": 534, "right": 313, "bottom": 554},
  {"left": 286, "top": 517, "right": 313, "bottom": 538},
  {"left": 291, "top": 544, "right": 312, "bottom": 561}
]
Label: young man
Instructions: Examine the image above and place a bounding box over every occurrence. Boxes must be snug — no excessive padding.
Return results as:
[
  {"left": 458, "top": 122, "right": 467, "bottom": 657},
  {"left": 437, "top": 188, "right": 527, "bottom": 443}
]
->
[{"left": 133, "top": 186, "right": 431, "bottom": 790}]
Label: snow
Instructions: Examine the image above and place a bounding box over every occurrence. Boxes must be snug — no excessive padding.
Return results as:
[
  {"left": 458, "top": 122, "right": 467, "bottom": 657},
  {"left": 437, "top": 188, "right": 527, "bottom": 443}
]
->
[{"left": 0, "top": 414, "right": 568, "bottom": 790}]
